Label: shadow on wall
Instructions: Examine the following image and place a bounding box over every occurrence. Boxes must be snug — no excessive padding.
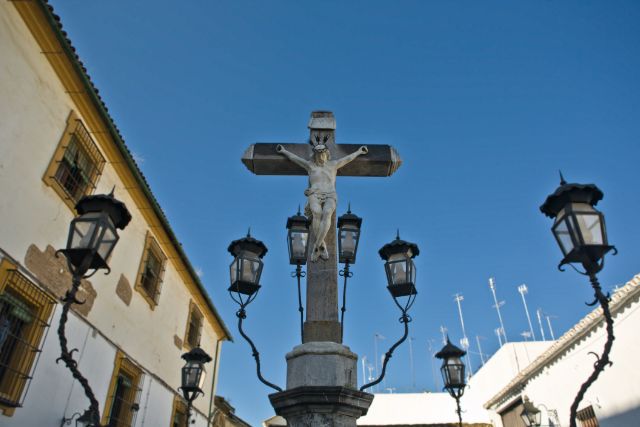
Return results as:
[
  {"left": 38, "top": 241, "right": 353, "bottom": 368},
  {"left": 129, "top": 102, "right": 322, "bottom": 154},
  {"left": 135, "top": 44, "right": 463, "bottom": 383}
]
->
[{"left": 601, "top": 405, "right": 640, "bottom": 427}]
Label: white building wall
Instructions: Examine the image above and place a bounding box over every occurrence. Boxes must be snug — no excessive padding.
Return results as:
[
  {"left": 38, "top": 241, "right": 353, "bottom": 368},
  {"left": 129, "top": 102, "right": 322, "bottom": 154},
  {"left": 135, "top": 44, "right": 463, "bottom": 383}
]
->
[{"left": 0, "top": 1, "right": 227, "bottom": 425}]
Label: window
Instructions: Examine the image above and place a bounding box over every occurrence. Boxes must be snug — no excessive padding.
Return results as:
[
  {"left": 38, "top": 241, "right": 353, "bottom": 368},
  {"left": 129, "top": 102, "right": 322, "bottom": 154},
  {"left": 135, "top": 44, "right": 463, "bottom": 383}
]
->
[
  {"left": 577, "top": 406, "right": 599, "bottom": 427},
  {"left": 43, "top": 111, "right": 106, "bottom": 209},
  {"left": 102, "top": 352, "right": 144, "bottom": 427},
  {"left": 134, "top": 233, "right": 166, "bottom": 309},
  {"left": 170, "top": 395, "right": 188, "bottom": 427},
  {"left": 0, "top": 259, "right": 55, "bottom": 413},
  {"left": 184, "top": 301, "right": 203, "bottom": 349},
  {"left": 499, "top": 399, "right": 527, "bottom": 427}
]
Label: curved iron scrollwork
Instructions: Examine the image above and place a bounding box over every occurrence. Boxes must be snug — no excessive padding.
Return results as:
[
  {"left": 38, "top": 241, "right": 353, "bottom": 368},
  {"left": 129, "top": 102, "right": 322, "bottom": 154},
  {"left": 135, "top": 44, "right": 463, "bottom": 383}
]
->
[
  {"left": 55, "top": 255, "right": 104, "bottom": 427},
  {"left": 360, "top": 311, "right": 411, "bottom": 392},
  {"left": 568, "top": 272, "right": 615, "bottom": 427},
  {"left": 235, "top": 307, "right": 283, "bottom": 392}
]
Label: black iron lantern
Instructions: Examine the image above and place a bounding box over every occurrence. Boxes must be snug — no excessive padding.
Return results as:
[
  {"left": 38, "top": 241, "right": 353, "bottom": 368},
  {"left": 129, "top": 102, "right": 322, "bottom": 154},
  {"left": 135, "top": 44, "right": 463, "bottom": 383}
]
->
[
  {"left": 180, "top": 346, "right": 212, "bottom": 403},
  {"left": 435, "top": 338, "right": 467, "bottom": 398},
  {"left": 378, "top": 231, "right": 420, "bottom": 298},
  {"left": 520, "top": 398, "right": 542, "bottom": 427},
  {"left": 540, "top": 174, "right": 615, "bottom": 272},
  {"left": 60, "top": 191, "right": 131, "bottom": 274},
  {"left": 227, "top": 231, "right": 268, "bottom": 297},
  {"left": 337, "top": 206, "right": 362, "bottom": 264},
  {"left": 286, "top": 208, "right": 310, "bottom": 265}
]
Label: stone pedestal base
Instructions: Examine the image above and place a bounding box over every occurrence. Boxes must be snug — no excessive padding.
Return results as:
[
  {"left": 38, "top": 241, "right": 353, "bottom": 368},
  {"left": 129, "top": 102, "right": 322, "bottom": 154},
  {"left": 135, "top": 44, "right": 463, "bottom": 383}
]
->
[
  {"left": 285, "top": 342, "right": 357, "bottom": 389},
  {"left": 269, "top": 386, "right": 374, "bottom": 427},
  {"left": 270, "top": 342, "right": 373, "bottom": 426}
]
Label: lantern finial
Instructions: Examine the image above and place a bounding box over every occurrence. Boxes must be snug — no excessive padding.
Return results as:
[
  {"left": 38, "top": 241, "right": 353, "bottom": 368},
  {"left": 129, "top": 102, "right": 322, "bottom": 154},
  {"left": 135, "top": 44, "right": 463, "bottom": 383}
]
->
[
  {"left": 247, "top": 227, "right": 251, "bottom": 237},
  {"left": 396, "top": 229, "right": 400, "bottom": 240},
  {"left": 347, "top": 202, "right": 352, "bottom": 214},
  {"left": 559, "top": 170, "right": 567, "bottom": 185}
]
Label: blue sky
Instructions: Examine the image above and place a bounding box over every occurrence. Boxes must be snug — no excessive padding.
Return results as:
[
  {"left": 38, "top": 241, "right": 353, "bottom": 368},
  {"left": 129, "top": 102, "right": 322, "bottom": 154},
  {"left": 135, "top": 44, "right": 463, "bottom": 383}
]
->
[{"left": 50, "top": 1, "right": 640, "bottom": 425}]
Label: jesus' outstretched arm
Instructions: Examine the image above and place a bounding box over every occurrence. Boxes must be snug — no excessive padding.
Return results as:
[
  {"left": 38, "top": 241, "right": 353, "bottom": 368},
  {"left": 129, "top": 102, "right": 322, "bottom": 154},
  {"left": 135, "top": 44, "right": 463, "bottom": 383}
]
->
[
  {"left": 334, "top": 145, "right": 368, "bottom": 168},
  {"left": 276, "top": 144, "right": 310, "bottom": 170}
]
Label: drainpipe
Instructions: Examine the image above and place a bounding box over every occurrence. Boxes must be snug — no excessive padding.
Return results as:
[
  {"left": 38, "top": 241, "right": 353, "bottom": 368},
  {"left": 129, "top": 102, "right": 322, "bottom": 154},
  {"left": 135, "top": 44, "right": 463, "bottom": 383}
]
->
[{"left": 207, "top": 338, "right": 223, "bottom": 426}]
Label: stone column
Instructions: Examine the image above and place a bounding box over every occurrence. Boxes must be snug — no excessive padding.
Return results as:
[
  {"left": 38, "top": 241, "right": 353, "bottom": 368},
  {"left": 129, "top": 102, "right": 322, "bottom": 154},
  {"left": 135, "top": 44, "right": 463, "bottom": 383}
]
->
[{"left": 303, "top": 213, "right": 341, "bottom": 343}]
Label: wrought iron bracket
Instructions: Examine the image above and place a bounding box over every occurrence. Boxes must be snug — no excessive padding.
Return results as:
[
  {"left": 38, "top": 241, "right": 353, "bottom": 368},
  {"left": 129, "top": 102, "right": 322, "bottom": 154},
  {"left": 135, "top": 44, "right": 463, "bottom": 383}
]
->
[
  {"left": 568, "top": 272, "right": 615, "bottom": 427},
  {"left": 236, "top": 308, "right": 283, "bottom": 392},
  {"left": 360, "top": 311, "right": 411, "bottom": 391},
  {"left": 339, "top": 262, "right": 353, "bottom": 341}
]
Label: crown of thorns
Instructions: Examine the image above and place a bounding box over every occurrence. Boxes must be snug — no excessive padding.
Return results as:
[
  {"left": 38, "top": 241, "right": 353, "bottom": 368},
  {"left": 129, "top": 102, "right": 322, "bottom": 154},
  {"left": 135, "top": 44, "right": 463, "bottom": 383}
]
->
[{"left": 310, "top": 133, "right": 330, "bottom": 152}]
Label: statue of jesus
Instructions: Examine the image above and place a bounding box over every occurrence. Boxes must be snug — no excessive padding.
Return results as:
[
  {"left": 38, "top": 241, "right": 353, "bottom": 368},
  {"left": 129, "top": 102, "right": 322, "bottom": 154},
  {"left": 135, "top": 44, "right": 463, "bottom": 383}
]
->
[{"left": 276, "top": 143, "right": 368, "bottom": 262}]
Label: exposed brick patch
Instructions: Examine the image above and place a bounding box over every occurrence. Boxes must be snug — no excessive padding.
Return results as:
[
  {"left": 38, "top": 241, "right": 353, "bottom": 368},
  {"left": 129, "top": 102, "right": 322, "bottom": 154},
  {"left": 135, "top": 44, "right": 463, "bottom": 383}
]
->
[
  {"left": 24, "top": 244, "right": 96, "bottom": 316},
  {"left": 174, "top": 334, "right": 183, "bottom": 349},
  {"left": 115, "top": 274, "right": 132, "bottom": 306}
]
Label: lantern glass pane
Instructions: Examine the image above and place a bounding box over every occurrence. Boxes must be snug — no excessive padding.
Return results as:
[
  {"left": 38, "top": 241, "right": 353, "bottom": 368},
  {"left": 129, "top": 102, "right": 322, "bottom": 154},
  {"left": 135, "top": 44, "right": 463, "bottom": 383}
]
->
[
  {"left": 571, "top": 203, "right": 604, "bottom": 245},
  {"left": 290, "top": 230, "right": 308, "bottom": 260},
  {"left": 387, "top": 253, "right": 408, "bottom": 285},
  {"left": 240, "top": 257, "right": 260, "bottom": 283},
  {"left": 230, "top": 258, "right": 239, "bottom": 285},
  {"left": 340, "top": 229, "right": 357, "bottom": 259},
  {"left": 70, "top": 212, "right": 102, "bottom": 250},
  {"left": 443, "top": 356, "right": 464, "bottom": 386},
  {"left": 183, "top": 361, "right": 202, "bottom": 388},
  {"left": 553, "top": 214, "right": 574, "bottom": 256},
  {"left": 97, "top": 220, "right": 118, "bottom": 261}
]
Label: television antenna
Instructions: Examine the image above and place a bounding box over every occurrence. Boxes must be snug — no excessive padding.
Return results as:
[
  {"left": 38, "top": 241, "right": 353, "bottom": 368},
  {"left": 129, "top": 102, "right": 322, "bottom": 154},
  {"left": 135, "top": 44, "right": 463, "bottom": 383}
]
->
[
  {"left": 453, "top": 293, "right": 473, "bottom": 376},
  {"left": 536, "top": 308, "right": 547, "bottom": 341},
  {"left": 489, "top": 277, "right": 508, "bottom": 344},
  {"left": 475, "top": 335, "right": 486, "bottom": 366},
  {"left": 517, "top": 284, "right": 536, "bottom": 340}
]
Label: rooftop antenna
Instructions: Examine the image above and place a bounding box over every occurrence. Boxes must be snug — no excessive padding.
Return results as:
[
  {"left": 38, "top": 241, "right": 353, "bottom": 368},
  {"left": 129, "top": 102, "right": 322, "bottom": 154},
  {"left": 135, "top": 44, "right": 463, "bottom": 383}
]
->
[
  {"left": 489, "top": 277, "right": 508, "bottom": 344},
  {"left": 546, "top": 314, "right": 557, "bottom": 340},
  {"left": 427, "top": 339, "right": 438, "bottom": 390},
  {"left": 408, "top": 337, "right": 416, "bottom": 390},
  {"left": 453, "top": 293, "right": 473, "bottom": 376},
  {"left": 520, "top": 331, "right": 532, "bottom": 341},
  {"left": 475, "top": 335, "right": 486, "bottom": 366},
  {"left": 361, "top": 356, "right": 367, "bottom": 389},
  {"left": 374, "top": 333, "right": 385, "bottom": 392},
  {"left": 439, "top": 325, "right": 448, "bottom": 345},
  {"left": 517, "top": 284, "right": 536, "bottom": 340},
  {"left": 536, "top": 308, "right": 547, "bottom": 341},
  {"left": 495, "top": 327, "right": 504, "bottom": 347}
]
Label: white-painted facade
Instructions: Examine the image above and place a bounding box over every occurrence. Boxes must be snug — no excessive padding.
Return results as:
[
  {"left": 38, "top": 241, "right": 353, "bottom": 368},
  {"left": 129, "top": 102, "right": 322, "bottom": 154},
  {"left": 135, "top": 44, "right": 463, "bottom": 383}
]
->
[
  {"left": 486, "top": 274, "right": 640, "bottom": 427},
  {"left": 0, "top": 1, "right": 230, "bottom": 426}
]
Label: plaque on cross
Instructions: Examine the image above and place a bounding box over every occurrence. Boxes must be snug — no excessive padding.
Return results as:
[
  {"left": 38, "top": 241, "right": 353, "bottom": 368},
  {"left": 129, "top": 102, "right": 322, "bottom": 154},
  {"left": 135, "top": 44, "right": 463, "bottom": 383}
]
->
[{"left": 241, "top": 111, "right": 402, "bottom": 343}]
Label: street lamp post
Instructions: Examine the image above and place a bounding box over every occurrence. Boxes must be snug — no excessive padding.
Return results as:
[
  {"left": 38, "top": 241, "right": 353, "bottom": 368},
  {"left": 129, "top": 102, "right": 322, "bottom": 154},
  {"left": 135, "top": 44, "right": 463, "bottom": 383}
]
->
[
  {"left": 360, "top": 232, "right": 419, "bottom": 391},
  {"left": 180, "top": 346, "right": 213, "bottom": 426},
  {"left": 435, "top": 338, "right": 467, "bottom": 427},
  {"left": 286, "top": 208, "right": 310, "bottom": 341},
  {"left": 540, "top": 174, "right": 617, "bottom": 427},
  {"left": 57, "top": 191, "right": 132, "bottom": 426},
  {"left": 337, "top": 206, "right": 362, "bottom": 341}
]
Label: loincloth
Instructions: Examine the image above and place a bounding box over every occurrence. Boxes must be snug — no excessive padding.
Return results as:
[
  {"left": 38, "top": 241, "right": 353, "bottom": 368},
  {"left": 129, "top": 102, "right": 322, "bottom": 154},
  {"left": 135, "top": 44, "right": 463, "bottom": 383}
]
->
[{"left": 304, "top": 188, "right": 337, "bottom": 218}]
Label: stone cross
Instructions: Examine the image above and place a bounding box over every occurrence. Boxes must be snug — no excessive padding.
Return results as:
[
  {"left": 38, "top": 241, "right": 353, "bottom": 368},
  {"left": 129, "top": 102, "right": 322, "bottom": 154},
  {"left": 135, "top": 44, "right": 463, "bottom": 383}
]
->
[{"left": 242, "top": 111, "right": 402, "bottom": 343}]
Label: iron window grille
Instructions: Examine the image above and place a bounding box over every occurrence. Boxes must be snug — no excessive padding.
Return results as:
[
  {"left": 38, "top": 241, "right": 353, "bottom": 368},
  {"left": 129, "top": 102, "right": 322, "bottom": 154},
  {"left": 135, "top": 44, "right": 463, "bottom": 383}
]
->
[
  {"left": 577, "top": 406, "right": 599, "bottom": 427},
  {"left": 185, "top": 304, "right": 203, "bottom": 349},
  {"left": 135, "top": 233, "right": 167, "bottom": 308},
  {"left": 45, "top": 112, "right": 106, "bottom": 208},
  {"left": 0, "top": 268, "right": 55, "bottom": 409},
  {"left": 104, "top": 357, "right": 144, "bottom": 427},
  {"left": 171, "top": 395, "right": 188, "bottom": 427}
]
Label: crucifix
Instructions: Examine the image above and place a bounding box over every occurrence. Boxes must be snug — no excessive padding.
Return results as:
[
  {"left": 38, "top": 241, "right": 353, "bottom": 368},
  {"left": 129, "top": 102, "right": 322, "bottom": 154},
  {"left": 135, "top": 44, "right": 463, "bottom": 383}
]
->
[{"left": 242, "top": 111, "right": 402, "bottom": 343}]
